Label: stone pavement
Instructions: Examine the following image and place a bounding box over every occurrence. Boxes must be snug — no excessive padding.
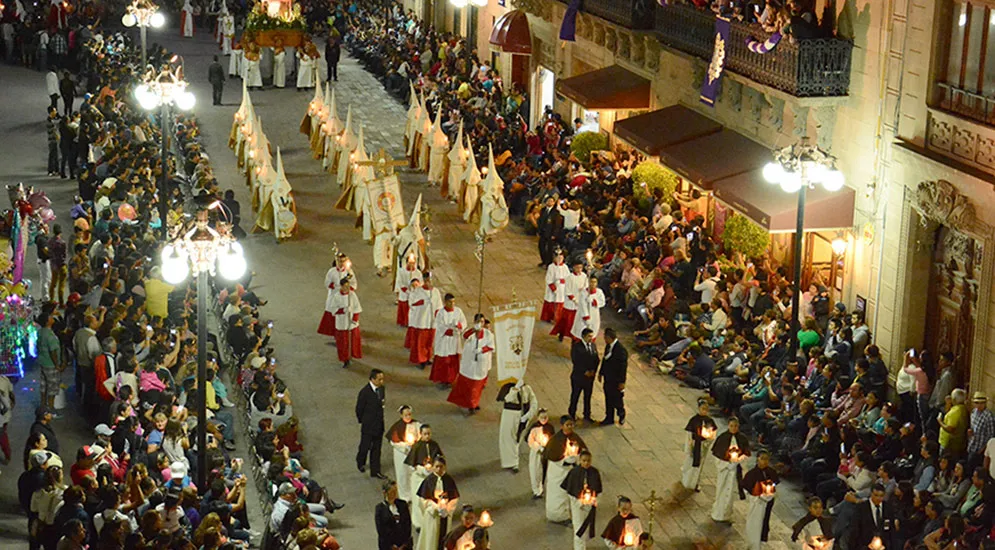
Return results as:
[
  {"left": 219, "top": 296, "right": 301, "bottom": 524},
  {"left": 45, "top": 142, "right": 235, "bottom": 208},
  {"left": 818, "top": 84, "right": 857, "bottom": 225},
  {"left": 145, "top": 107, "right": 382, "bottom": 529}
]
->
[{"left": 172, "top": 32, "right": 809, "bottom": 549}]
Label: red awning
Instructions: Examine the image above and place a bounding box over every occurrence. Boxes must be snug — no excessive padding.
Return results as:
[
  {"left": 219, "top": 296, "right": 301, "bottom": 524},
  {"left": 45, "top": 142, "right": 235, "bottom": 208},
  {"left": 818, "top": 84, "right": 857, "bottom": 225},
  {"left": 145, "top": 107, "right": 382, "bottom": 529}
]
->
[
  {"left": 555, "top": 65, "right": 652, "bottom": 110},
  {"left": 657, "top": 129, "right": 771, "bottom": 189},
  {"left": 713, "top": 169, "right": 856, "bottom": 232},
  {"left": 614, "top": 105, "right": 722, "bottom": 156},
  {"left": 489, "top": 10, "right": 532, "bottom": 55}
]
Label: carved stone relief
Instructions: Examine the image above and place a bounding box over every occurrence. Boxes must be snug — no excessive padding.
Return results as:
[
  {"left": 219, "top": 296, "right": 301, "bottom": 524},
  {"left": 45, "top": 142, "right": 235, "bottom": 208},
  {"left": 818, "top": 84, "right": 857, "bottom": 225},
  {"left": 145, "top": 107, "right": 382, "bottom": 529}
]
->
[
  {"left": 765, "top": 95, "right": 785, "bottom": 132},
  {"left": 913, "top": 180, "right": 977, "bottom": 234},
  {"left": 813, "top": 106, "right": 837, "bottom": 151},
  {"left": 952, "top": 126, "right": 977, "bottom": 160},
  {"left": 792, "top": 105, "right": 810, "bottom": 137}
]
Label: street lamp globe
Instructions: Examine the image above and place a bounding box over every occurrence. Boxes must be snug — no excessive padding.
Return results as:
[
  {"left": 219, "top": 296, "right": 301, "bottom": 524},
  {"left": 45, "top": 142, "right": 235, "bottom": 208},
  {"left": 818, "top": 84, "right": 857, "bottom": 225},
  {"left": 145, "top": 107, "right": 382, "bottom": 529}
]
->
[
  {"left": 779, "top": 171, "right": 803, "bottom": 193},
  {"left": 160, "top": 245, "right": 190, "bottom": 284},
  {"left": 150, "top": 12, "right": 165, "bottom": 28},
  {"left": 822, "top": 169, "right": 845, "bottom": 192},
  {"left": 450, "top": 0, "right": 468, "bottom": 6},
  {"left": 174, "top": 90, "right": 196, "bottom": 111},
  {"left": 218, "top": 245, "right": 247, "bottom": 281},
  {"left": 763, "top": 162, "right": 785, "bottom": 185},
  {"left": 122, "top": 12, "right": 137, "bottom": 27},
  {"left": 135, "top": 84, "right": 160, "bottom": 111},
  {"left": 831, "top": 238, "right": 848, "bottom": 256},
  {"left": 470, "top": 0, "right": 487, "bottom": 5}
]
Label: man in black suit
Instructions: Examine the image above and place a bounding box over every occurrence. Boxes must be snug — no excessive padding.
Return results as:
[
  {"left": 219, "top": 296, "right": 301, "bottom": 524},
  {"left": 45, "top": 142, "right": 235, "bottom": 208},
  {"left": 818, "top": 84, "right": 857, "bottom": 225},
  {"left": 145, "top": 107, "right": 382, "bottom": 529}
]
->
[
  {"left": 598, "top": 328, "right": 629, "bottom": 426},
  {"left": 207, "top": 55, "right": 225, "bottom": 106},
  {"left": 850, "top": 484, "right": 897, "bottom": 549},
  {"left": 536, "top": 195, "right": 561, "bottom": 266},
  {"left": 568, "top": 328, "right": 599, "bottom": 423},
  {"left": 355, "top": 368, "right": 387, "bottom": 479}
]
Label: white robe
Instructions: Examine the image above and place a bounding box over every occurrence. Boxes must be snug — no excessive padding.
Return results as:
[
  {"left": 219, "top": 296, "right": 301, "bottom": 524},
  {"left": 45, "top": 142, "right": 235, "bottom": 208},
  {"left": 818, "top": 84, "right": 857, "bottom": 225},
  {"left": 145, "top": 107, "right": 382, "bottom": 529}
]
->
[
  {"left": 323, "top": 266, "right": 357, "bottom": 312},
  {"left": 680, "top": 433, "right": 714, "bottom": 490},
  {"left": 459, "top": 329, "right": 493, "bottom": 380},
  {"left": 394, "top": 266, "right": 419, "bottom": 302},
  {"left": 527, "top": 426, "right": 548, "bottom": 496},
  {"left": 711, "top": 458, "right": 738, "bottom": 522},
  {"left": 373, "top": 231, "right": 394, "bottom": 271},
  {"left": 798, "top": 518, "right": 834, "bottom": 550},
  {"left": 499, "top": 385, "right": 537, "bottom": 469},
  {"left": 571, "top": 288, "right": 605, "bottom": 340},
  {"left": 389, "top": 421, "right": 420, "bottom": 502},
  {"left": 544, "top": 262, "right": 569, "bottom": 303},
  {"left": 228, "top": 49, "right": 242, "bottom": 77},
  {"left": 570, "top": 495, "right": 595, "bottom": 550},
  {"left": 745, "top": 492, "right": 776, "bottom": 550},
  {"left": 432, "top": 307, "right": 466, "bottom": 359},
  {"left": 408, "top": 465, "right": 430, "bottom": 531},
  {"left": 296, "top": 56, "right": 315, "bottom": 89},
  {"left": 180, "top": 1, "right": 194, "bottom": 37},
  {"left": 220, "top": 15, "right": 234, "bottom": 54},
  {"left": 562, "top": 272, "right": 587, "bottom": 313},
  {"left": 244, "top": 57, "right": 262, "bottom": 88},
  {"left": 415, "top": 490, "right": 457, "bottom": 550},
  {"left": 273, "top": 50, "right": 287, "bottom": 88},
  {"left": 545, "top": 457, "right": 574, "bottom": 522},
  {"left": 327, "top": 291, "right": 362, "bottom": 331},
  {"left": 446, "top": 147, "right": 467, "bottom": 200},
  {"left": 407, "top": 287, "right": 435, "bottom": 329}
]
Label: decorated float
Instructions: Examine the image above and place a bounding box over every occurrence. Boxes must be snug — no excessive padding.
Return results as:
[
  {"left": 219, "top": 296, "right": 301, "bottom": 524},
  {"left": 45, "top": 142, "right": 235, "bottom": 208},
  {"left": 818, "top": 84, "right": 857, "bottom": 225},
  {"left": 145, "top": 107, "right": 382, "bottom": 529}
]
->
[{"left": 243, "top": 0, "right": 306, "bottom": 48}]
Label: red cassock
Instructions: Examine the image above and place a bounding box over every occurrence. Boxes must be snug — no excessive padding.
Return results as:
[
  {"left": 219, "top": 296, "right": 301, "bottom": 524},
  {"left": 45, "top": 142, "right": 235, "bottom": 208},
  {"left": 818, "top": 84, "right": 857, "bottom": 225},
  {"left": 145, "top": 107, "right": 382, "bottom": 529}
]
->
[
  {"left": 317, "top": 311, "right": 337, "bottom": 337},
  {"left": 447, "top": 328, "right": 493, "bottom": 410},
  {"left": 408, "top": 328, "right": 434, "bottom": 363},
  {"left": 335, "top": 327, "right": 363, "bottom": 362},
  {"left": 396, "top": 300, "right": 409, "bottom": 327},
  {"left": 429, "top": 355, "right": 459, "bottom": 384},
  {"left": 539, "top": 300, "right": 562, "bottom": 323},
  {"left": 549, "top": 307, "right": 576, "bottom": 338},
  {"left": 447, "top": 374, "right": 487, "bottom": 410}
]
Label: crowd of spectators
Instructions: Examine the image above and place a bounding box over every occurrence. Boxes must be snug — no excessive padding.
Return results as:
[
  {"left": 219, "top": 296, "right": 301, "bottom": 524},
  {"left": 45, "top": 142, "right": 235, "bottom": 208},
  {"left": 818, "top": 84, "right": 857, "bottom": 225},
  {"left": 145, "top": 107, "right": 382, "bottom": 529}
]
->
[
  {"left": 342, "top": 2, "right": 995, "bottom": 549},
  {"left": 678, "top": 0, "right": 827, "bottom": 40}
]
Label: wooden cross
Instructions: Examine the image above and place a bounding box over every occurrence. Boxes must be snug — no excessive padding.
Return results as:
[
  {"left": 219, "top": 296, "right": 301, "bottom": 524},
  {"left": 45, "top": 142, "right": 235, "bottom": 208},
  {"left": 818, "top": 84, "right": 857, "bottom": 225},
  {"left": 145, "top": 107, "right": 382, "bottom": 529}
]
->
[
  {"left": 356, "top": 148, "right": 408, "bottom": 178},
  {"left": 642, "top": 490, "right": 664, "bottom": 537}
]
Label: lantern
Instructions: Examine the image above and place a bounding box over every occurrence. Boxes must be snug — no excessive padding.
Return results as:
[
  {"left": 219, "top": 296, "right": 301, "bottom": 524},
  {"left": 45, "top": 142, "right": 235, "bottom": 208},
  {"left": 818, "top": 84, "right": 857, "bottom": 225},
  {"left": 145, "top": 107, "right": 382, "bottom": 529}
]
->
[
  {"left": 868, "top": 536, "right": 884, "bottom": 550},
  {"left": 579, "top": 486, "right": 596, "bottom": 506},
  {"left": 477, "top": 510, "right": 493, "bottom": 527},
  {"left": 538, "top": 432, "right": 550, "bottom": 447},
  {"left": 728, "top": 447, "right": 741, "bottom": 462},
  {"left": 404, "top": 432, "right": 415, "bottom": 445},
  {"left": 622, "top": 530, "right": 635, "bottom": 547},
  {"left": 700, "top": 425, "right": 716, "bottom": 439},
  {"left": 565, "top": 440, "right": 579, "bottom": 457},
  {"left": 760, "top": 481, "right": 776, "bottom": 497}
]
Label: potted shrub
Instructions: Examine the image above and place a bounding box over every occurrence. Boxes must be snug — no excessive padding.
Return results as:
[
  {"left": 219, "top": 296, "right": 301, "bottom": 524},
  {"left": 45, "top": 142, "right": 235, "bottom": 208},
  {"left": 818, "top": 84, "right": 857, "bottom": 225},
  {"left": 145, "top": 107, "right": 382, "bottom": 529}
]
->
[
  {"left": 721, "top": 213, "right": 770, "bottom": 259},
  {"left": 569, "top": 131, "right": 608, "bottom": 166},
  {"left": 632, "top": 162, "right": 679, "bottom": 211}
]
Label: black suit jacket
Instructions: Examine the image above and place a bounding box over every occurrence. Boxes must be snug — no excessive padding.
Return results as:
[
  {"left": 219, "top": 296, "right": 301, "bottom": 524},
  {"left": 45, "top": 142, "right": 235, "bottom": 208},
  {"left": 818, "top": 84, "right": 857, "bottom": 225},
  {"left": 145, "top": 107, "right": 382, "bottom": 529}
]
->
[
  {"left": 851, "top": 500, "right": 897, "bottom": 549},
  {"left": 356, "top": 383, "right": 386, "bottom": 435},
  {"left": 537, "top": 206, "right": 562, "bottom": 239},
  {"left": 598, "top": 340, "right": 629, "bottom": 383},
  {"left": 208, "top": 62, "right": 226, "bottom": 86},
  {"left": 375, "top": 499, "right": 412, "bottom": 550},
  {"left": 570, "top": 340, "right": 599, "bottom": 382}
]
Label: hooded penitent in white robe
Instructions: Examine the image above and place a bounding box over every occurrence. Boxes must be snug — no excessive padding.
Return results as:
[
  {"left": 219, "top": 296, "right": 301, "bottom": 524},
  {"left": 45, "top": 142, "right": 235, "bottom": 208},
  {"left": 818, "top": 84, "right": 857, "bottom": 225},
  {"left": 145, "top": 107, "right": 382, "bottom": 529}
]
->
[
  {"left": 296, "top": 49, "right": 315, "bottom": 89},
  {"left": 321, "top": 89, "right": 344, "bottom": 169},
  {"left": 445, "top": 122, "right": 467, "bottom": 200},
  {"left": 461, "top": 150, "right": 481, "bottom": 222},
  {"left": 498, "top": 382, "right": 537, "bottom": 470},
  {"left": 427, "top": 105, "right": 448, "bottom": 185},
  {"left": 180, "top": 0, "right": 194, "bottom": 37},
  {"left": 477, "top": 145, "right": 510, "bottom": 236},
  {"left": 406, "top": 89, "right": 424, "bottom": 158},
  {"left": 335, "top": 106, "right": 358, "bottom": 185},
  {"left": 272, "top": 49, "right": 287, "bottom": 88},
  {"left": 228, "top": 45, "right": 242, "bottom": 77},
  {"left": 416, "top": 101, "right": 432, "bottom": 172}
]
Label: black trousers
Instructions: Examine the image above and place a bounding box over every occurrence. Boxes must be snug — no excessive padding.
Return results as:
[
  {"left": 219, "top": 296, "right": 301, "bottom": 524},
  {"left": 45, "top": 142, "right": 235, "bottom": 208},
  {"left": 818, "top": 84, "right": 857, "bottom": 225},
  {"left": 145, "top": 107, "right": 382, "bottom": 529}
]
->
[
  {"left": 603, "top": 381, "right": 625, "bottom": 422},
  {"left": 538, "top": 235, "right": 553, "bottom": 265},
  {"left": 568, "top": 377, "right": 593, "bottom": 419},
  {"left": 357, "top": 430, "right": 382, "bottom": 474},
  {"left": 59, "top": 148, "right": 75, "bottom": 177},
  {"left": 328, "top": 61, "right": 338, "bottom": 81},
  {"left": 47, "top": 142, "right": 59, "bottom": 173},
  {"left": 212, "top": 82, "right": 223, "bottom": 105},
  {"left": 49, "top": 93, "right": 59, "bottom": 110}
]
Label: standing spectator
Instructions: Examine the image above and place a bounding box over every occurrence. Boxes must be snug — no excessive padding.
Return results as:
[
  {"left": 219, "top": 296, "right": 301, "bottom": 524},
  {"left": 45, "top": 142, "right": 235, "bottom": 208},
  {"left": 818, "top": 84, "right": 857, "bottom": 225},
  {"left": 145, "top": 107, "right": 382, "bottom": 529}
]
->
[
  {"left": 355, "top": 369, "right": 386, "bottom": 479},
  {"left": 35, "top": 27, "right": 49, "bottom": 71},
  {"left": 374, "top": 479, "right": 412, "bottom": 550},
  {"left": 46, "top": 106, "right": 60, "bottom": 177},
  {"left": 58, "top": 71, "right": 74, "bottom": 116},
  {"left": 568, "top": 328, "right": 598, "bottom": 423},
  {"left": 967, "top": 392, "right": 992, "bottom": 463},
  {"left": 325, "top": 33, "right": 341, "bottom": 82},
  {"left": 598, "top": 328, "right": 628, "bottom": 426},
  {"left": 143, "top": 267, "right": 175, "bottom": 320},
  {"left": 29, "top": 407, "right": 60, "bottom": 460},
  {"left": 938, "top": 389, "right": 969, "bottom": 455},
  {"left": 48, "top": 224, "right": 67, "bottom": 304},
  {"left": 0, "top": 374, "right": 13, "bottom": 464},
  {"left": 207, "top": 55, "right": 225, "bottom": 106},
  {"left": 58, "top": 113, "right": 77, "bottom": 179},
  {"left": 48, "top": 30, "right": 67, "bottom": 69},
  {"left": 35, "top": 313, "right": 63, "bottom": 413},
  {"left": 34, "top": 225, "right": 52, "bottom": 300}
]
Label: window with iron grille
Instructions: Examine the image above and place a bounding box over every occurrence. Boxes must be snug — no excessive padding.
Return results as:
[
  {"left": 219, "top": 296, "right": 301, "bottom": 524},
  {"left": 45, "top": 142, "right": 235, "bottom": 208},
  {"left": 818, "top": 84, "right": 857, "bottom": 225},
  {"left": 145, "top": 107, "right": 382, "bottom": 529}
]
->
[{"left": 937, "top": 0, "right": 995, "bottom": 125}]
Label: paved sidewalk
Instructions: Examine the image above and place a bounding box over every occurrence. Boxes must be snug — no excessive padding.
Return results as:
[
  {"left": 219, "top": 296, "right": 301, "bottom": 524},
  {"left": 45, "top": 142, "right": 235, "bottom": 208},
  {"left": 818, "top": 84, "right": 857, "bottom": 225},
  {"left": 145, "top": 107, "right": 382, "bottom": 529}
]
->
[{"left": 173, "top": 32, "right": 807, "bottom": 549}]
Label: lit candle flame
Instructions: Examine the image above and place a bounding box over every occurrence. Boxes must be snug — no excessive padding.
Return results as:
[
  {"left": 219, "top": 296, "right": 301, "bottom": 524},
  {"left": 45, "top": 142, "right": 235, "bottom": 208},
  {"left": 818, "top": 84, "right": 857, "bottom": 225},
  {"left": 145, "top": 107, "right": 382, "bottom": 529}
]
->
[
  {"left": 700, "top": 426, "right": 716, "bottom": 439},
  {"left": 565, "top": 440, "right": 579, "bottom": 457},
  {"left": 868, "top": 536, "right": 884, "bottom": 550},
  {"left": 478, "top": 510, "right": 493, "bottom": 527},
  {"left": 761, "top": 481, "right": 777, "bottom": 497},
  {"left": 728, "top": 447, "right": 741, "bottom": 461},
  {"left": 623, "top": 530, "right": 635, "bottom": 546},
  {"left": 538, "top": 432, "right": 550, "bottom": 447},
  {"left": 404, "top": 432, "right": 415, "bottom": 445}
]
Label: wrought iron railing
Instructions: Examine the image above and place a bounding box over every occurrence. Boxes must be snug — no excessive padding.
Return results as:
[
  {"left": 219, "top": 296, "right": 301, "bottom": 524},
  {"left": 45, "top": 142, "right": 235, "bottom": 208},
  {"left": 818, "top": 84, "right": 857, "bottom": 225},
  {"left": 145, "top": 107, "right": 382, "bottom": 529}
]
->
[
  {"left": 936, "top": 82, "right": 995, "bottom": 127},
  {"left": 654, "top": 4, "right": 852, "bottom": 97},
  {"left": 582, "top": 0, "right": 656, "bottom": 30}
]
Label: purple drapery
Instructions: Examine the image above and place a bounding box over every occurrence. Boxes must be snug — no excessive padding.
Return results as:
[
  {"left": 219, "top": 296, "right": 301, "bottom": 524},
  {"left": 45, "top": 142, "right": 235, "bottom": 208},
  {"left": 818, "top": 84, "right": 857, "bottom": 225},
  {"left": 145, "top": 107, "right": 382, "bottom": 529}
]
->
[{"left": 559, "top": 0, "right": 581, "bottom": 41}]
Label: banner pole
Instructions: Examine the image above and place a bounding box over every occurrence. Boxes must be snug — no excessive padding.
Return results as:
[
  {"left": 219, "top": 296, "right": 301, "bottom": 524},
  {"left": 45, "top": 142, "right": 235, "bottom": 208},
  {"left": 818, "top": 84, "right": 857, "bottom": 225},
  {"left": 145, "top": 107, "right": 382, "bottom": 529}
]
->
[{"left": 476, "top": 234, "right": 485, "bottom": 315}]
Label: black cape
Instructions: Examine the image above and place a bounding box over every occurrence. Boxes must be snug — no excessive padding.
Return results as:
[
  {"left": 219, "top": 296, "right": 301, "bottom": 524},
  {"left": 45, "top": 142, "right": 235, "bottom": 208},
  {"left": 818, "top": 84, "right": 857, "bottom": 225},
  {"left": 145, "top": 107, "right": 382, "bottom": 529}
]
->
[
  {"left": 404, "top": 439, "right": 443, "bottom": 467},
  {"left": 542, "top": 430, "right": 587, "bottom": 462},
  {"left": 790, "top": 513, "right": 834, "bottom": 542},
  {"left": 711, "top": 430, "right": 751, "bottom": 462},
  {"left": 386, "top": 418, "right": 416, "bottom": 444},
  {"left": 601, "top": 512, "right": 640, "bottom": 545},
  {"left": 685, "top": 414, "right": 717, "bottom": 467},
  {"left": 741, "top": 465, "right": 780, "bottom": 543},
  {"left": 416, "top": 473, "right": 460, "bottom": 502},
  {"left": 560, "top": 465, "right": 603, "bottom": 498}
]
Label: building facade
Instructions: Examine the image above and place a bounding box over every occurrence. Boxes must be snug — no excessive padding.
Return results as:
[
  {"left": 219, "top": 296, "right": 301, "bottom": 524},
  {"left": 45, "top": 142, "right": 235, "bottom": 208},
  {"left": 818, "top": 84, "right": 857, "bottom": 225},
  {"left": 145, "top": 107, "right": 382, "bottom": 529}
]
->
[{"left": 439, "top": 0, "right": 993, "bottom": 395}]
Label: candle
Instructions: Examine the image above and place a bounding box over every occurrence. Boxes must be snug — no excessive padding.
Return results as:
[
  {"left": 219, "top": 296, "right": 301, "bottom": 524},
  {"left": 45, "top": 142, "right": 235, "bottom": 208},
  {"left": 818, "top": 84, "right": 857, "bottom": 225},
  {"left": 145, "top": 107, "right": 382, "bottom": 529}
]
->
[
  {"left": 622, "top": 530, "right": 635, "bottom": 546},
  {"left": 405, "top": 432, "right": 415, "bottom": 445},
  {"left": 565, "top": 440, "right": 579, "bottom": 457},
  {"left": 538, "top": 432, "right": 550, "bottom": 447},
  {"left": 761, "top": 481, "right": 777, "bottom": 497},
  {"left": 700, "top": 425, "right": 716, "bottom": 439},
  {"left": 728, "top": 447, "right": 741, "bottom": 461},
  {"left": 477, "top": 510, "right": 493, "bottom": 527},
  {"left": 868, "top": 536, "right": 884, "bottom": 550},
  {"left": 579, "top": 487, "right": 596, "bottom": 506}
]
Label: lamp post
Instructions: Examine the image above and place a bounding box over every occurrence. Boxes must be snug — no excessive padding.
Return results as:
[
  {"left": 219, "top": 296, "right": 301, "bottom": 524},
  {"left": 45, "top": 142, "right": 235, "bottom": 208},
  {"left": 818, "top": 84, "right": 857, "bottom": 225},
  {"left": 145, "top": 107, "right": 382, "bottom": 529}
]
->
[
  {"left": 134, "top": 65, "right": 196, "bottom": 239},
  {"left": 121, "top": 0, "right": 165, "bottom": 68},
  {"left": 763, "top": 137, "right": 844, "bottom": 360},
  {"left": 160, "top": 208, "right": 247, "bottom": 491}
]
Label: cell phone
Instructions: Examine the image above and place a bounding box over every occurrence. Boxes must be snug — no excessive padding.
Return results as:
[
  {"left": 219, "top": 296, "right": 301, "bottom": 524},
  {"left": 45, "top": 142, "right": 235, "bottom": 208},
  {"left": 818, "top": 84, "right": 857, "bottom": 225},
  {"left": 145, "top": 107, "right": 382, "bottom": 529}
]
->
[
  {"left": 270, "top": 358, "right": 276, "bottom": 365},
  {"left": 170, "top": 329, "right": 177, "bottom": 335},
  {"left": 908, "top": 348, "right": 916, "bottom": 358},
  {"left": 277, "top": 392, "right": 285, "bottom": 399},
  {"left": 840, "top": 442, "right": 845, "bottom": 454},
  {"left": 267, "top": 321, "right": 273, "bottom": 328}
]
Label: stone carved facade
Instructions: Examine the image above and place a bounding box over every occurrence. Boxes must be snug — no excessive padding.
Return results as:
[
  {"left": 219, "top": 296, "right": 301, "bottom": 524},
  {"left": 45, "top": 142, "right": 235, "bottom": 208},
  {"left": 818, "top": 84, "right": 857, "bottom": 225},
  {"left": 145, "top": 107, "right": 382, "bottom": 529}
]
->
[
  {"left": 927, "top": 110, "right": 995, "bottom": 175},
  {"left": 913, "top": 180, "right": 977, "bottom": 233}
]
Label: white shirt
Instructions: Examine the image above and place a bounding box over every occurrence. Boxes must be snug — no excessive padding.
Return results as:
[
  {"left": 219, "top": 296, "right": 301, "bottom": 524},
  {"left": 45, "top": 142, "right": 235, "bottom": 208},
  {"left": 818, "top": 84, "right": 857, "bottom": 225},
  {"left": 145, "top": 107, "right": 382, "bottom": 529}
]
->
[
  {"left": 694, "top": 276, "right": 718, "bottom": 304},
  {"left": 985, "top": 438, "right": 995, "bottom": 480}
]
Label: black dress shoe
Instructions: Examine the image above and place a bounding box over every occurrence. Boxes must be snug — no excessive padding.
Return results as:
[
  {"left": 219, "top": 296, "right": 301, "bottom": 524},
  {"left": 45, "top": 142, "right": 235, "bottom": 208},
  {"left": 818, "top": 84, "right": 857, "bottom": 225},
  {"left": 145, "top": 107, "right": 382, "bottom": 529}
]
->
[
  {"left": 599, "top": 419, "right": 614, "bottom": 426},
  {"left": 358, "top": 465, "right": 366, "bottom": 473},
  {"left": 372, "top": 472, "right": 387, "bottom": 480},
  {"left": 584, "top": 417, "right": 595, "bottom": 424},
  {"left": 618, "top": 416, "right": 626, "bottom": 425}
]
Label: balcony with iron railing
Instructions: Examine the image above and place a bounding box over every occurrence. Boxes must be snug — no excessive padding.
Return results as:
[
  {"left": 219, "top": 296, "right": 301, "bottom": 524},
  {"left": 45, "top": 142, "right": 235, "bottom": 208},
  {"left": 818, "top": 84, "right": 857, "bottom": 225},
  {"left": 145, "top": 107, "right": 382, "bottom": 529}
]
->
[
  {"left": 580, "top": 0, "right": 656, "bottom": 30},
  {"left": 935, "top": 82, "right": 995, "bottom": 127},
  {"left": 654, "top": 4, "right": 853, "bottom": 98}
]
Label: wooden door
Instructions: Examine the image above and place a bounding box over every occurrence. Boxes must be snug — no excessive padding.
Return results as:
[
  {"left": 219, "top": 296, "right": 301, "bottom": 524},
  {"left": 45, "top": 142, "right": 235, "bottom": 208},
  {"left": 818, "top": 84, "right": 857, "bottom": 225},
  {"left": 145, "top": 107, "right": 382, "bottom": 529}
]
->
[{"left": 923, "top": 225, "right": 978, "bottom": 387}]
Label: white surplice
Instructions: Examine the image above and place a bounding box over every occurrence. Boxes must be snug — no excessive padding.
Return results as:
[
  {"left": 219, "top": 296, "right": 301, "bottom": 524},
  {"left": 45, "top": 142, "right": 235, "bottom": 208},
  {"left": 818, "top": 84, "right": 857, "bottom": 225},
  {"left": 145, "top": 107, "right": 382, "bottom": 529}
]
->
[
  {"left": 570, "top": 288, "right": 605, "bottom": 340},
  {"left": 711, "top": 458, "right": 738, "bottom": 522},
  {"left": 499, "top": 385, "right": 537, "bottom": 469}
]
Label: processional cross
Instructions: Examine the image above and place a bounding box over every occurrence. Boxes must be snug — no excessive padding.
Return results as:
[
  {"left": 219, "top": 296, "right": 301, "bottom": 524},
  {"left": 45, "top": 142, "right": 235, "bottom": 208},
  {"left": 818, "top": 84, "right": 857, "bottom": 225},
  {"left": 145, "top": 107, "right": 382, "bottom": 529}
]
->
[{"left": 355, "top": 148, "right": 408, "bottom": 179}]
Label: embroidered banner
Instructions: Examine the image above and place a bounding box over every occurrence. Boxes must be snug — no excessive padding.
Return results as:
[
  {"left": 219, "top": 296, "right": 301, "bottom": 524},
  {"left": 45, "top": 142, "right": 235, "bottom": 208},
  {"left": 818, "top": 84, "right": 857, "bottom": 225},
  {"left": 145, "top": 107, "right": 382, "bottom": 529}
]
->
[
  {"left": 366, "top": 174, "right": 405, "bottom": 233},
  {"left": 700, "top": 16, "right": 731, "bottom": 107},
  {"left": 492, "top": 302, "right": 538, "bottom": 384}
]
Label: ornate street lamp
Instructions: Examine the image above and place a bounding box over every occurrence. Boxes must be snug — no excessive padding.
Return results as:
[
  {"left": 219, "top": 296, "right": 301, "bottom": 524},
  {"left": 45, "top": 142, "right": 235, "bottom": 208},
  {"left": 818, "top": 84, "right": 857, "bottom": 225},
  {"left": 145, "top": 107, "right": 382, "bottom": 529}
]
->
[
  {"left": 121, "top": 0, "right": 164, "bottom": 67},
  {"left": 160, "top": 208, "right": 247, "bottom": 491},
  {"left": 135, "top": 65, "right": 196, "bottom": 238},
  {"left": 763, "top": 137, "right": 844, "bottom": 359}
]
